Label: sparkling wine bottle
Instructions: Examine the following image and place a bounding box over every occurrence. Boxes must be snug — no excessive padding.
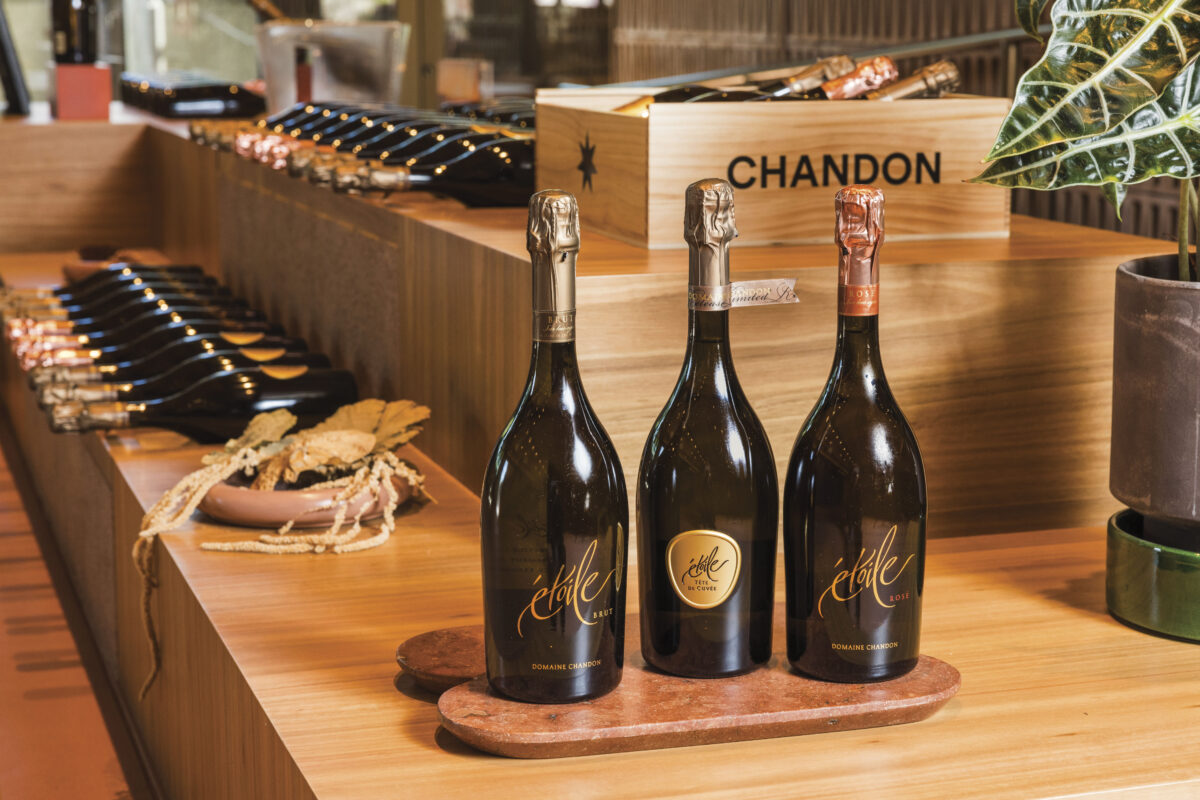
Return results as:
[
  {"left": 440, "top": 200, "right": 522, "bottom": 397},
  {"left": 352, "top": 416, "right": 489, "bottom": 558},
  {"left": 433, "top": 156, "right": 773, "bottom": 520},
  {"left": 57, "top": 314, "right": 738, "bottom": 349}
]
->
[
  {"left": 16, "top": 303, "right": 268, "bottom": 364},
  {"left": 333, "top": 138, "right": 535, "bottom": 206},
  {"left": 637, "top": 179, "right": 778, "bottom": 678},
  {"left": 7, "top": 270, "right": 215, "bottom": 312},
  {"left": 480, "top": 189, "right": 628, "bottom": 704},
  {"left": 6, "top": 263, "right": 205, "bottom": 302},
  {"left": 27, "top": 331, "right": 306, "bottom": 386},
  {"left": 49, "top": 366, "right": 358, "bottom": 442},
  {"left": 38, "top": 348, "right": 329, "bottom": 407},
  {"left": 783, "top": 186, "right": 926, "bottom": 683},
  {"left": 613, "top": 55, "right": 858, "bottom": 115},
  {"left": 51, "top": 0, "right": 97, "bottom": 64},
  {"left": 751, "top": 55, "right": 856, "bottom": 98}
]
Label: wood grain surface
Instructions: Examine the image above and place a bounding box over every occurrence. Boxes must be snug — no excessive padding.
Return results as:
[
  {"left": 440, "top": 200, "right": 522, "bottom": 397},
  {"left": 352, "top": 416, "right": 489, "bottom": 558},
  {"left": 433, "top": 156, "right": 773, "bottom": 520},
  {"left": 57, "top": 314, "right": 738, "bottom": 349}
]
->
[
  {"left": 0, "top": 114, "right": 157, "bottom": 254},
  {"left": 93, "top": 428, "right": 1199, "bottom": 799}
]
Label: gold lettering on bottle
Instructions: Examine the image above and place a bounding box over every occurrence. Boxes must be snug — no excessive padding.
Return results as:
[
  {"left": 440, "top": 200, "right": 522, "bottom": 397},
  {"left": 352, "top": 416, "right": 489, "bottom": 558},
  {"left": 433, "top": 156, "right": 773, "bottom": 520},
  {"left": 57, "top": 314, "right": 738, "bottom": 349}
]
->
[
  {"left": 516, "top": 539, "right": 617, "bottom": 637},
  {"left": 817, "top": 525, "right": 915, "bottom": 619}
]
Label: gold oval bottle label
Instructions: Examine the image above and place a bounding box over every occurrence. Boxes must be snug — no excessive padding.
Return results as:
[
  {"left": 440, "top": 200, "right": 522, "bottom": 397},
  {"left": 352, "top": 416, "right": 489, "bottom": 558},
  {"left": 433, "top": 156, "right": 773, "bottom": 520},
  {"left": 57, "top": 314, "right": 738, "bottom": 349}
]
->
[
  {"left": 666, "top": 530, "right": 741, "bottom": 610},
  {"left": 219, "top": 331, "right": 265, "bottom": 345},
  {"left": 260, "top": 364, "right": 309, "bottom": 380},
  {"left": 238, "top": 346, "right": 286, "bottom": 362}
]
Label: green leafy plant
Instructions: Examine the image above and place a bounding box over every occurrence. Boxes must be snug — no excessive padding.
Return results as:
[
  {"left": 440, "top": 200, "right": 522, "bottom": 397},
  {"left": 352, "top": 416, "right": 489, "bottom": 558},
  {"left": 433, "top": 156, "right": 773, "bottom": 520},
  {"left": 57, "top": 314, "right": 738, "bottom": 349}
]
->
[{"left": 975, "top": 0, "right": 1200, "bottom": 280}]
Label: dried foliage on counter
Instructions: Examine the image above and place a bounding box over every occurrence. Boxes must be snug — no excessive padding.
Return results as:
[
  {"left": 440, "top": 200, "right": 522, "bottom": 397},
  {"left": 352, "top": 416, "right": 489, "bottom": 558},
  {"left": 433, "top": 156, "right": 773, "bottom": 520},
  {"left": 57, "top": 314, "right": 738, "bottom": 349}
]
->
[{"left": 132, "top": 399, "right": 433, "bottom": 699}]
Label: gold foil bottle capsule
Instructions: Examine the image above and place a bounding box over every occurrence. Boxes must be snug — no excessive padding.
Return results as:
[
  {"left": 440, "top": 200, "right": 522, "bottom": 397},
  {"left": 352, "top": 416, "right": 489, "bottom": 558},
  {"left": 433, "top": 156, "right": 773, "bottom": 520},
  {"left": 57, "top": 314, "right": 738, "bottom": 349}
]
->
[
  {"left": 683, "top": 178, "right": 737, "bottom": 310},
  {"left": 527, "top": 189, "right": 579, "bottom": 343},
  {"left": 28, "top": 364, "right": 105, "bottom": 388},
  {"left": 48, "top": 401, "right": 86, "bottom": 433},
  {"left": 81, "top": 402, "right": 133, "bottom": 430},
  {"left": 332, "top": 164, "right": 411, "bottom": 195},
  {"left": 866, "top": 60, "right": 960, "bottom": 101},
  {"left": 835, "top": 185, "right": 885, "bottom": 316},
  {"left": 284, "top": 142, "right": 320, "bottom": 177},
  {"left": 37, "top": 381, "right": 120, "bottom": 408},
  {"left": 305, "top": 152, "right": 357, "bottom": 186}
]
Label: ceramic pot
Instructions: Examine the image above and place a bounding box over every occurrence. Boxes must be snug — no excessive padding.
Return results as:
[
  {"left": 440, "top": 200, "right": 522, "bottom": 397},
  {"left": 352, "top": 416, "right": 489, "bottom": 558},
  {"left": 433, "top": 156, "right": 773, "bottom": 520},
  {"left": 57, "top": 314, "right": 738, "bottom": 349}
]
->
[
  {"left": 1110, "top": 255, "right": 1200, "bottom": 541},
  {"left": 199, "top": 475, "right": 413, "bottom": 529},
  {"left": 1107, "top": 510, "right": 1200, "bottom": 642}
]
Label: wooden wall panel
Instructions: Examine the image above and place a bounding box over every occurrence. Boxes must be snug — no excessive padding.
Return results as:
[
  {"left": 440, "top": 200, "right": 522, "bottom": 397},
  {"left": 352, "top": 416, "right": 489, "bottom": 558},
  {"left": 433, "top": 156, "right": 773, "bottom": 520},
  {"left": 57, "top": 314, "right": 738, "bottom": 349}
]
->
[
  {"left": 0, "top": 118, "right": 159, "bottom": 253},
  {"left": 214, "top": 159, "right": 529, "bottom": 495},
  {"left": 575, "top": 256, "right": 1126, "bottom": 539},
  {"left": 150, "top": 131, "right": 223, "bottom": 276},
  {"left": 111, "top": 453, "right": 316, "bottom": 800}
]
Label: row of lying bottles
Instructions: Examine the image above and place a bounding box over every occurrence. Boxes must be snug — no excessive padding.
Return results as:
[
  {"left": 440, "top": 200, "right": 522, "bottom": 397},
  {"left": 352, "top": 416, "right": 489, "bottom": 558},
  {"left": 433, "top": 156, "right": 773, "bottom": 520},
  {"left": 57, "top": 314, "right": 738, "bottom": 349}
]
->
[
  {"left": 482, "top": 182, "right": 925, "bottom": 704},
  {"left": 185, "top": 54, "right": 960, "bottom": 209},
  {"left": 2, "top": 259, "right": 358, "bottom": 442},
  {"left": 191, "top": 96, "right": 537, "bottom": 207},
  {"left": 613, "top": 55, "right": 959, "bottom": 115}
]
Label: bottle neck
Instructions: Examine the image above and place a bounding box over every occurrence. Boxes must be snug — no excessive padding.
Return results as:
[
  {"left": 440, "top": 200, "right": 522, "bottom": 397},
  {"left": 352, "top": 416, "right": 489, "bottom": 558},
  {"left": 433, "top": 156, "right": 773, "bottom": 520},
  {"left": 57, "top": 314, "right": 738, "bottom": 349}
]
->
[
  {"left": 531, "top": 250, "right": 577, "bottom": 343},
  {"left": 832, "top": 313, "right": 884, "bottom": 385},
  {"left": 526, "top": 339, "right": 582, "bottom": 403},
  {"left": 682, "top": 308, "right": 734, "bottom": 387}
]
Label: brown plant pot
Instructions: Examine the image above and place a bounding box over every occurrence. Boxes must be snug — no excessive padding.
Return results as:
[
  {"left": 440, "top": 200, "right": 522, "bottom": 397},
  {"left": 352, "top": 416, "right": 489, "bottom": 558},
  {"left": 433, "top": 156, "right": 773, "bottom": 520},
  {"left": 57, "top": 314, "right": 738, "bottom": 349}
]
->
[
  {"left": 1109, "top": 255, "right": 1200, "bottom": 643},
  {"left": 1110, "top": 255, "right": 1200, "bottom": 547}
]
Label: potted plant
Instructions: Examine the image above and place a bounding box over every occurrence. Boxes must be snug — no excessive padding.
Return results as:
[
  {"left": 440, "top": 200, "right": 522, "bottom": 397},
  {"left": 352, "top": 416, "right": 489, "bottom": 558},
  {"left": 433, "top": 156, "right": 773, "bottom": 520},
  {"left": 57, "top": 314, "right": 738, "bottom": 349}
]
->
[{"left": 976, "top": 0, "right": 1200, "bottom": 641}]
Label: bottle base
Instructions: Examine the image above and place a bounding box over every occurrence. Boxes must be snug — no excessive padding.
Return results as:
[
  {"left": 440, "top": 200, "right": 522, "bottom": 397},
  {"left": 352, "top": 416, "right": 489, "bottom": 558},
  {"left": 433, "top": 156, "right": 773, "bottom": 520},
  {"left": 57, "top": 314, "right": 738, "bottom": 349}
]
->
[
  {"left": 642, "top": 650, "right": 767, "bottom": 680},
  {"left": 487, "top": 675, "right": 621, "bottom": 704},
  {"left": 788, "top": 657, "right": 918, "bottom": 684}
]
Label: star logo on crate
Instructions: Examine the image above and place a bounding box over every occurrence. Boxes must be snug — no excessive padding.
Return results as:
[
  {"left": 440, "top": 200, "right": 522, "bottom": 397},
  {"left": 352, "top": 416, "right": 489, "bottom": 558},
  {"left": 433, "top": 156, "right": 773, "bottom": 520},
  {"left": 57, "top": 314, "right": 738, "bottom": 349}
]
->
[{"left": 577, "top": 133, "right": 597, "bottom": 191}]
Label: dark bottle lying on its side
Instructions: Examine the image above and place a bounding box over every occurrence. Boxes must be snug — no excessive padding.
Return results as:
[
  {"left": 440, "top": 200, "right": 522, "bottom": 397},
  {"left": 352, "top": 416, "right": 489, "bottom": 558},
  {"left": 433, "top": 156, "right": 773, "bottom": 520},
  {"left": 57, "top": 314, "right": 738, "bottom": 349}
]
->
[
  {"left": 480, "top": 190, "right": 628, "bottom": 704},
  {"left": 637, "top": 179, "right": 778, "bottom": 678},
  {"left": 783, "top": 185, "right": 926, "bottom": 683},
  {"left": 49, "top": 366, "right": 358, "bottom": 443},
  {"left": 27, "top": 331, "right": 307, "bottom": 387},
  {"left": 5, "top": 263, "right": 205, "bottom": 304},
  {"left": 334, "top": 138, "right": 535, "bottom": 207},
  {"left": 38, "top": 348, "right": 328, "bottom": 407}
]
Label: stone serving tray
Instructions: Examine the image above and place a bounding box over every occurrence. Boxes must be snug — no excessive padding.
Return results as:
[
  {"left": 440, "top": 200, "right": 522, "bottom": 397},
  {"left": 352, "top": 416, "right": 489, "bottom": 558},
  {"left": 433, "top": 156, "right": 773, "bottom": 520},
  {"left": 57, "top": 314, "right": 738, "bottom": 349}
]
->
[{"left": 397, "top": 608, "right": 961, "bottom": 759}]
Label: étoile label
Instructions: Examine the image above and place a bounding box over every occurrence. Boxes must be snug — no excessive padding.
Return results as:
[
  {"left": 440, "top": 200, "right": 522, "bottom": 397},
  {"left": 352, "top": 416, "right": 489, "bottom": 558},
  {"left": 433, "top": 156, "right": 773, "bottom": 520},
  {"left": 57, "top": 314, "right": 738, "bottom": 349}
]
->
[
  {"left": 516, "top": 537, "right": 619, "bottom": 637},
  {"left": 817, "top": 525, "right": 915, "bottom": 619},
  {"left": 666, "top": 530, "right": 741, "bottom": 609},
  {"left": 726, "top": 152, "right": 941, "bottom": 190}
]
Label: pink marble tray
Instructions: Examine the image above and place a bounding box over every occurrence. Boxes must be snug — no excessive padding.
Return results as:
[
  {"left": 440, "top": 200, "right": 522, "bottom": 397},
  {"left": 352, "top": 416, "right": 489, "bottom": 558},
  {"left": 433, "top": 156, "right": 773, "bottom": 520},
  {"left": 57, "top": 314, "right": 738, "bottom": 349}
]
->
[{"left": 403, "top": 610, "right": 961, "bottom": 759}]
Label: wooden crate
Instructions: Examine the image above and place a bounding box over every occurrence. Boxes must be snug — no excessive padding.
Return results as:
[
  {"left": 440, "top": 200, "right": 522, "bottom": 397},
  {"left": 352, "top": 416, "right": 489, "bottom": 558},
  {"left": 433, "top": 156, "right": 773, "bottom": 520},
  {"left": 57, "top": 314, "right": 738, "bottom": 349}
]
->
[{"left": 536, "top": 88, "right": 1012, "bottom": 249}]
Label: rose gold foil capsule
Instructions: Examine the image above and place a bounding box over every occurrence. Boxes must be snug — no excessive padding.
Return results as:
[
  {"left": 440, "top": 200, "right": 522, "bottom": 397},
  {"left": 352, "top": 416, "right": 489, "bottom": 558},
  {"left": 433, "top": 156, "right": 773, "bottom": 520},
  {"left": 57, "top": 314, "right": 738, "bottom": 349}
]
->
[
  {"left": 234, "top": 131, "right": 265, "bottom": 158},
  {"left": 821, "top": 56, "right": 900, "bottom": 100}
]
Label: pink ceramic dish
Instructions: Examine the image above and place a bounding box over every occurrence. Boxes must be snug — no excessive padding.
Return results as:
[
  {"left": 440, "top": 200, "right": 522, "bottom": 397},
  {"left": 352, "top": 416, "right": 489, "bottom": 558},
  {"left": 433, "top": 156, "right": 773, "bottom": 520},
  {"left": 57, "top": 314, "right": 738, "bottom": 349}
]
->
[{"left": 198, "top": 476, "right": 413, "bottom": 529}]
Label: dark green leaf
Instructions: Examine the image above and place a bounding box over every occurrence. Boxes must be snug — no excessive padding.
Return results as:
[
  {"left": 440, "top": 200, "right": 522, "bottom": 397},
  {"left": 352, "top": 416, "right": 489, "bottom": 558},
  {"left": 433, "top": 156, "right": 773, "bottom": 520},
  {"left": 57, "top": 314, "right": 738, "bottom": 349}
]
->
[
  {"left": 1017, "top": 0, "right": 1053, "bottom": 40},
  {"left": 988, "top": 0, "right": 1200, "bottom": 161},
  {"left": 976, "top": 59, "right": 1200, "bottom": 196}
]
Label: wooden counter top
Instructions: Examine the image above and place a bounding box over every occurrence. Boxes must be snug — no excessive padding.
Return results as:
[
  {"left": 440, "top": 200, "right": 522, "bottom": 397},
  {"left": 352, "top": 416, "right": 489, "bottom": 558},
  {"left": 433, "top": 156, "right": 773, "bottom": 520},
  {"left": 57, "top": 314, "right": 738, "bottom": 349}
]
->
[{"left": 96, "top": 426, "right": 1199, "bottom": 800}]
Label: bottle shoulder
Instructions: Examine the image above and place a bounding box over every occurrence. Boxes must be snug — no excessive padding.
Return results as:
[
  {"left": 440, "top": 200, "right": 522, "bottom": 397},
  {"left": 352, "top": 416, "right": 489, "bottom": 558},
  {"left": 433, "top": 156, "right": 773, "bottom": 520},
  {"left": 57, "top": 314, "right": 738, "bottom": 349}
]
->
[{"left": 484, "top": 393, "right": 626, "bottom": 493}]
